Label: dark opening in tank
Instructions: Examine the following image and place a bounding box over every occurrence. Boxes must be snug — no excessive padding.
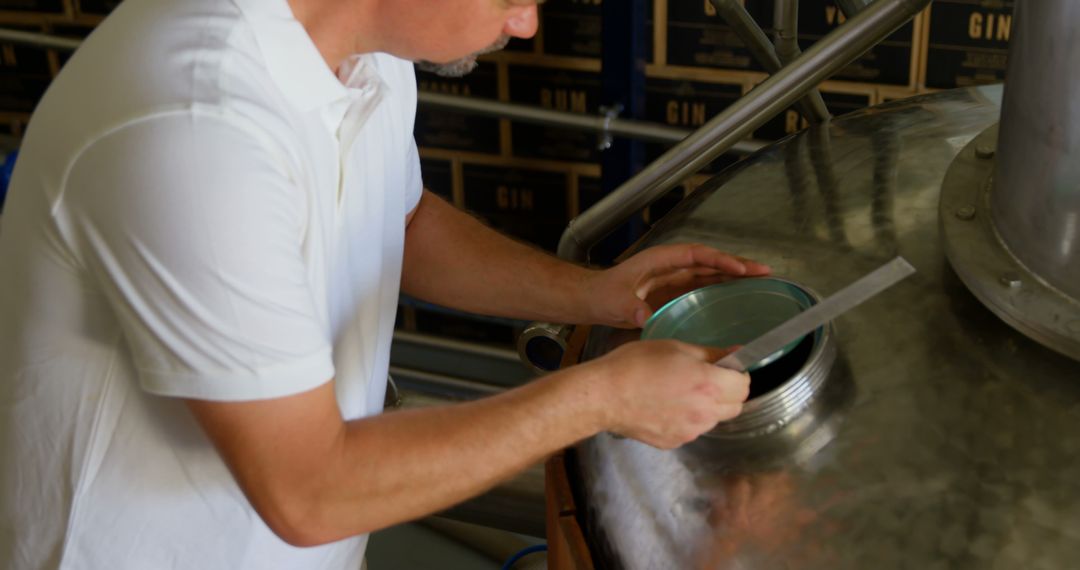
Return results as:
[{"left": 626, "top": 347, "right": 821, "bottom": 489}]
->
[{"left": 747, "top": 331, "right": 817, "bottom": 400}]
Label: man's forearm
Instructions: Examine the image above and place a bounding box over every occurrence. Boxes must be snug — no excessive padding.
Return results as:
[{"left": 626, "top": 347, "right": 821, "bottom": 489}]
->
[
  {"left": 229, "top": 366, "right": 605, "bottom": 546},
  {"left": 402, "top": 190, "right": 596, "bottom": 323},
  {"left": 190, "top": 339, "right": 751, "bottom": 547},
  {"left": 316, "top": 369, "right": 600, "bottom": 541}
]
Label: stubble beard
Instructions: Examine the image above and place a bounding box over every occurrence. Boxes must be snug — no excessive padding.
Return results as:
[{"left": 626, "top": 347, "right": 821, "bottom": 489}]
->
[{"left": 415, "top": 34, "right": 511, "bottom": 77}]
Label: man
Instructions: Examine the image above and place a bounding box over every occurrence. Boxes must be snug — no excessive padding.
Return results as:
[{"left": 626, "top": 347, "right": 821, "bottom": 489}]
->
[{"left": 0, "top": 0, "right": 768, "bottom": 567}]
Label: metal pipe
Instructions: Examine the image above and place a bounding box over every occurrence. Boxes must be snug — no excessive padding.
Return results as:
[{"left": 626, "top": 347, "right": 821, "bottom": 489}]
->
[
  {"left": 389, "top": 365, "right": 503, "bottom": 401},
  {"left": 773, "top": 0, "right": 831, "bottom": 122},
  {"left": 0, "top": 28, "right": 81, "bottom": 51},
  {"left": 708, "top": 0, "right": 829, "bottom": 124},
  {"left": 708, "top": 0, "right": 783, "bottom": 78},
  {"left": 419, "top": 91, "right": 766, "bottom": 154},
  {"left": 558, "top": 0, "right": 932, "bottom": 261},
  {"left": 393, "top": 330, "right": 520, "bottom": 363},
  {"left": 835, "top": 0, "right": 869, "bottom": 19},
  {"left": 992, "top": 0, "right": 1080, "bottom": 300}
]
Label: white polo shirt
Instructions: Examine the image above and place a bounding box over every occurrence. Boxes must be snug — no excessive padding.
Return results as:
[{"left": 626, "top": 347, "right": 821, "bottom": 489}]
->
[{"left": 0, "top": 0, "right": 421, "bottom": 566}]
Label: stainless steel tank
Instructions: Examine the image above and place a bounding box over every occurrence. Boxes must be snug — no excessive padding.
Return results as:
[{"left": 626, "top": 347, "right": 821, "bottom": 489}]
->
[
  {"left": 572, "top": 81, "right": 1080, "bottom": 569},
  {"left": 563, "top": 1, "right": 1080, "bottom": 566}
]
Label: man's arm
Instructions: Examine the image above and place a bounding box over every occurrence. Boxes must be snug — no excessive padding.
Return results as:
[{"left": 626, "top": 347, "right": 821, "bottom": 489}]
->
[
  {"left": 402, "top": 190, "right": 770, "bottom": 328},
  {"left": 188, "top": 340, "right": 749, "bottom": 547}
]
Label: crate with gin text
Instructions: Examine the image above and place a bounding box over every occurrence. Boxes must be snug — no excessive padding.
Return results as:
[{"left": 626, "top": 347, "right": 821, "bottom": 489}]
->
[
  {"left": 643, "top": 76, "right": 742, "bottom": 174},
  {"left": 923, "top": 0, "right": 1013, "bottom": 89},
  {"left": 462, "top": 163, "right": 570, "bottom": 253}
]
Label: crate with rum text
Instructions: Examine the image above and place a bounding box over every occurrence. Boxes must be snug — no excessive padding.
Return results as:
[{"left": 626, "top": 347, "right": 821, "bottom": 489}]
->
[
  {"left": 923, "top": 0, "right": 1012, "bottom": 89},
  {"left": 507, "top": 64, "right": 604, "bottom": 163},
  {"left": 754, "top": 89, "right": 873, "bottom": 141}
]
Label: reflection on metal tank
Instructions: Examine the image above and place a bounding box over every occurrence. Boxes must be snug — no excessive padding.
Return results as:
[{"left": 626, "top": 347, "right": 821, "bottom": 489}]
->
[{"left": 573, "top": 86, "right": 1080, "bottom": 569}]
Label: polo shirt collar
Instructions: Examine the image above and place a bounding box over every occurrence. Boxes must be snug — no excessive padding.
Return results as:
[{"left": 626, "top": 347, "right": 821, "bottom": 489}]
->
[{"left": 232, "top": 0, "right": 350, "bottom": 112}]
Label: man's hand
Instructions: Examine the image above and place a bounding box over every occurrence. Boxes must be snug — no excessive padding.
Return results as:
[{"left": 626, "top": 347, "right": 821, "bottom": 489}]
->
[
  {"left": 581, "top": 340, "right": 751, "bottom": 448},
  {"left": 581, "top": 244, "right": 771, "bottom": 329}
]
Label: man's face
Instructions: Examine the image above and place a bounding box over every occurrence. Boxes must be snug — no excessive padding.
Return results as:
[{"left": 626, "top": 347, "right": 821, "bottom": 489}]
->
[{"left": 389, "top": 0, "right": 538, "bottom": 76}]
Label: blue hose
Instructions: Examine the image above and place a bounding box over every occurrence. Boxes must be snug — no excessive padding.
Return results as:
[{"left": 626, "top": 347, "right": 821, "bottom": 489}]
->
[
  {"left": 0, "top": 150, "right": 17, "bottom": 211},
  {"left": 499, "top": 543, "right": 547, "bottom": 570}
]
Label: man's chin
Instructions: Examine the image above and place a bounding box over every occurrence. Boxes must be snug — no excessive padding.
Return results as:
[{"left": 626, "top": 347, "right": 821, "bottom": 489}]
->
[
  {"left": 415, "top": 57, "right": 479, "bottom": 78},
  {"left": 416, "top": 35, "right": 510, "bottom": 78}
]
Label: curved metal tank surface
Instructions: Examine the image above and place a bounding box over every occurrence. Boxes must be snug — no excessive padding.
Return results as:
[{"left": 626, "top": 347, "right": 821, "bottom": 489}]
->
[{"left": 575, "top": 86, "right": 1080, "bottom": 570}]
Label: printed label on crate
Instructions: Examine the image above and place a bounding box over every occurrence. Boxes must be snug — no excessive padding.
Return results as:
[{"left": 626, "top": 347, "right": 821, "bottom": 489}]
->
[
  {"left": 666, "top": 0, "right": 773, "bottom": 71},
  {"left": 643, "top": 77, "right": 741, "bottom": 174},
  {"left": 540, "top": 0, "right": 653, "bottom": 61},
  {"left": 508, "top": 65, "right": 603, "bottom": 162},
  {"left": 420, "top": 158, "right": 453, "bottom": 201},
  {"left": 798, "top": 1, "right": 915, "bottom": 86},
  {"left": 77, "top": 0, "right": 122, "bottom": 16},
  {"left": 463, "top": 163, "right": 568, "bottom": 252},
  {"left": 415, "top": 62, "right": 500, "bottom": 154},
  {"left": 0, "top": 26, "right": 52, "bottom": 113},
  {"left": 925, "top": 0, "right": 1013, "bottom": 89},
  {"left": 0, "top": 0, "right": 64, "bottom": 13},
  {"left": 755, "top": 91, "right": 871, "bottom": 140}
]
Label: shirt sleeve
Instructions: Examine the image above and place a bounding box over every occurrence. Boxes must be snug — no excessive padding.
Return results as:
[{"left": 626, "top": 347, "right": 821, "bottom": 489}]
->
[{"left": 60, "top": 112, "right": 334, "bottom": 401}]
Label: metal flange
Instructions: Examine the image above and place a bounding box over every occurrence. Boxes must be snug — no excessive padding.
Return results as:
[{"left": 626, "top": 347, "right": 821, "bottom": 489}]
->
[{"left": 940, "top": 124, "right": 1080, "bottom": 362}]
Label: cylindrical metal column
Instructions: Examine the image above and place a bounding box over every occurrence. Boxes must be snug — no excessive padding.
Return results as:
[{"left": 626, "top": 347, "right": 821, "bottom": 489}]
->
[{"left": 993, "top": 0, "right": 1080, "bottom": 299}]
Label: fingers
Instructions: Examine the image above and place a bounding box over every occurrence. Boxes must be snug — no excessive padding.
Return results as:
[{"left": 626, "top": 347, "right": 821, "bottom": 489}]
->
[
  {"left": 603, "top": 340, "right": 752, "bottom": 448},
  {"left": 712, "top": 372, "right": 751, "bottom": 407},
  {"left": 633, "top": 244, "right": 771, "bottom": 283},
  {"left": 648, "top": 241, "right": 768, "bottom": 275}
]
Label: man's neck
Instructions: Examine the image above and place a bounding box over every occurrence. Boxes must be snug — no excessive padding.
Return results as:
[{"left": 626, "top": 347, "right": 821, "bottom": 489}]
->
[{"left": 287, "top": 0, "right": 383, "bottom": 73}]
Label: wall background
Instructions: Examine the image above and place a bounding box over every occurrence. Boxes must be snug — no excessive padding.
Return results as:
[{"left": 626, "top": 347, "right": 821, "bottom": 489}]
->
[{"left": 0, "top": 0, "right": 1014, "bottom": 347}]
